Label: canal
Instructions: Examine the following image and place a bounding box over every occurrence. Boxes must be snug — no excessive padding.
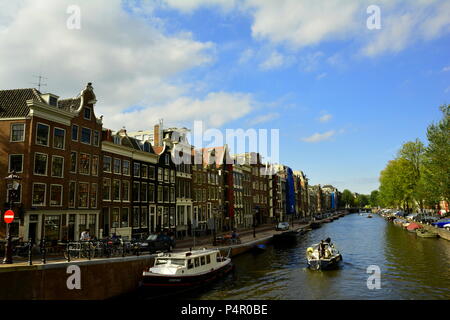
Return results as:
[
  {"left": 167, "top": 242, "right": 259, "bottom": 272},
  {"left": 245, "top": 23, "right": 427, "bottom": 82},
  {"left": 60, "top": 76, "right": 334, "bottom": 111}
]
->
[{"left": 188, "top": 213, "right": 450, "bottom": 300}]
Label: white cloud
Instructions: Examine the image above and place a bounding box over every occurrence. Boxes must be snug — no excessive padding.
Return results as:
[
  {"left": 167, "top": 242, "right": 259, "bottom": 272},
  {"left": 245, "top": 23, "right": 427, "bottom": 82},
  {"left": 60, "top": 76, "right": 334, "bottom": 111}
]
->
[
  {"left": 160, "top": 0, "right": 450, "bottom": 57},
  {"left": 316, "top": 73, "right": 327, "bottom": 80},
  {"left": 247, "top": 112, "right": 279, "bottom": 125},
  {"left": 108, "top": 91, "right": 255, "bottom": 130},
  {"left": 301, "top": 130, "right": 337, "bottom": 143},
  {"left": 161, "top": 0, "right": 239, "bottom": 13},
  {"left": 443, "top": 66, "right": 450, "bottom": 72},
  {"left": 0, "top": 0, "right": 259, "bottom": 130},
  {"left": 259, "top": 51, "right": 287, "bottom": 70},
  {"left": 238, "top": 48, "right": 255, "bottom": 64},
  {"left": 318, "top": 114, "right": 332, "bottom": 123}
]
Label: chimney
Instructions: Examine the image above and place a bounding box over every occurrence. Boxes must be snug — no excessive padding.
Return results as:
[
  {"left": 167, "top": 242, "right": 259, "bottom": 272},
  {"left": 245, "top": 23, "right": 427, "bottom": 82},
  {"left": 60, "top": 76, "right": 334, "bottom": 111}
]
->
[{"left": 154, "top": 124, "right": 160, "bottom": 147}]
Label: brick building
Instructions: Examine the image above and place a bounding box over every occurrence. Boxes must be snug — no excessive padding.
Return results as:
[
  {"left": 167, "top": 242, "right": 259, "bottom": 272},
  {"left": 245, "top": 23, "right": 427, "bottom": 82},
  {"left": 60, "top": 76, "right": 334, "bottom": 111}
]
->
[{"left": 0, "top": 83, "right": 102, "bottom": 243}]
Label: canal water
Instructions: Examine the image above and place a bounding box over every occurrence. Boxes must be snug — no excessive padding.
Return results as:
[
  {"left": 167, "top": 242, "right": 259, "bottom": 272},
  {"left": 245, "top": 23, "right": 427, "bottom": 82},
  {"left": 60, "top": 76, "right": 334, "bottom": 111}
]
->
[{"left": 188, "top": 213, "right": 450, "bottom": 300}]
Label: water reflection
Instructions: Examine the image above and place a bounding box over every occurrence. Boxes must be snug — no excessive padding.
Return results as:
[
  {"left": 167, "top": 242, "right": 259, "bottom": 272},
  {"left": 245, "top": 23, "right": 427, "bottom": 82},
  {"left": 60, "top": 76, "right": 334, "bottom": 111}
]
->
[{"left": 190, "top": 214, "right": 450, "bottom": 300}]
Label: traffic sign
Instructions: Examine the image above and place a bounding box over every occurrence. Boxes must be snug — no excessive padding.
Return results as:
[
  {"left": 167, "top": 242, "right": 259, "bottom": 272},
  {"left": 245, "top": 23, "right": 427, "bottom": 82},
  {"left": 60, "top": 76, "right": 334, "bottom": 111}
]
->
[{"left": 4, "top": 210, "right": 14, "bottom": 224}]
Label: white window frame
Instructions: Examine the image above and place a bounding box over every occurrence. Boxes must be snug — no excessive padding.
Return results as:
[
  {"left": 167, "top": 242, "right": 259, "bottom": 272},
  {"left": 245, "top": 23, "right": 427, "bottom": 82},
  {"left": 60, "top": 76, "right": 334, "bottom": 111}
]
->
[
  {"left": 83, "top": 107, "right": 92, "bottom": 120},
  {"left": 49, "top": 184, "right": 63, "bottom": 207},
  {"left": 10, "top": 123, "right": 26, "bottom": 142},
  {"left": 34, "top": 152, "right": 48, "bottom": 176},
  {"left": 32, "top": 183, "right": 47, "bottom": 207},
  {"left": 113, "top": 179, "right": 121, "bottom": 202},
  {"left": 35, "top": 122, "right": 50, "bottom": 147},
  {"left": 103, "top": 155, "right": 112, "bottom": 173},
  {"left": 53, "top": 127, "right": 66, "bottom": 150},
  {"left": 71, "top": 124, "right": 79, "bottom": 142},
  {"left": 78, "top": 182, "right": 90, "bottom": 208},
  {"left": 80, "top": 127, "right": 92, "bottom": 145},
  {"left": 8, "top": 154, "right": 24, "bottom": 173},
  {"left": 78, "top": 153, "right": 91, "bottom": 176},
  {"left": 51, "top": 155, "right": 65, "bottom": 178},
  {"left": 69, "top": 181, "right": 76, "bottom": 208}
]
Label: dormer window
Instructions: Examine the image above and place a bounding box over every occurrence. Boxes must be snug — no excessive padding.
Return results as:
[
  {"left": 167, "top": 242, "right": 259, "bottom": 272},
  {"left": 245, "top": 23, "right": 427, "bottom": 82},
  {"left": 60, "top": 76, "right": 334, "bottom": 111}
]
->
[
  {"left": 84, "top": 107, "right": 91, "bottom": 120},
  {"left": 49, "top": 96, "right": 58, "bottom": 106}
]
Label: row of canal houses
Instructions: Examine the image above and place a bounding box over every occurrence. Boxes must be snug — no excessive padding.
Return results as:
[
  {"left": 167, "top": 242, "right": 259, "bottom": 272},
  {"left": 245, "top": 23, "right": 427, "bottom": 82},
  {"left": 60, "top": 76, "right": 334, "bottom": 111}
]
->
[{"left": 0, "top": 83, "right": 340, "bottom": 243}]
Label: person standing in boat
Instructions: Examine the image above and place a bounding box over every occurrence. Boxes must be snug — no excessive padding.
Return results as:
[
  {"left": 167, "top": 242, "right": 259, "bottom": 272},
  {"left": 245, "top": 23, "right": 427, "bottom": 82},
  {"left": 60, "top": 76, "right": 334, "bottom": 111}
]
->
[{"left": 318, "top": 240, "right": 325, "bottom": 258}]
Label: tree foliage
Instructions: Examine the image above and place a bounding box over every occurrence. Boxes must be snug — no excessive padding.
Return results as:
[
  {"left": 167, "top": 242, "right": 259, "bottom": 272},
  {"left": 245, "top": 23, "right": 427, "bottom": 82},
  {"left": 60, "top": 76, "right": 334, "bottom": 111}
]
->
[{"left": 378, "top": 105, "right": 449, "bottom": 211}]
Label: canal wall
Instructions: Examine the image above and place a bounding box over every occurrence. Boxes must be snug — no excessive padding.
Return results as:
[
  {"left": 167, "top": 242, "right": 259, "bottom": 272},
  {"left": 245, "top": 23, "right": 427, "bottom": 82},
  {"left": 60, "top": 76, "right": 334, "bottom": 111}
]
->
[
  {"left": 420, "top": 224, "right": 450, "bottom": 241},
  {"left": 0, "top": 234, "right": 275, "bottom": 300},
  {"left": 0, "top": 213, "right": 346, "bottom": 300},
  {"left": 0, "top": 256, "right": 154, "bottom": 300}
]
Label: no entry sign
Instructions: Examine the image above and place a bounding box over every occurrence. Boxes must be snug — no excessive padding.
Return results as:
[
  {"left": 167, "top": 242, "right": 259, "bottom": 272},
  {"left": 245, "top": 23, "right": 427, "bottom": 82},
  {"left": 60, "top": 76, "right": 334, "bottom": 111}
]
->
[{"left": 4, "top": 210, "right": 14, "bottom": 224}]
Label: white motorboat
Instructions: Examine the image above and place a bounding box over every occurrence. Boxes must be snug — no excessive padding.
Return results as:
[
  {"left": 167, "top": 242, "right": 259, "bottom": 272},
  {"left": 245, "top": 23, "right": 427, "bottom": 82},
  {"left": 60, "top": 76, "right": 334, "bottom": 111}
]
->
[{"left": 306, "top": 240, "right": 342, "bottom": 270}]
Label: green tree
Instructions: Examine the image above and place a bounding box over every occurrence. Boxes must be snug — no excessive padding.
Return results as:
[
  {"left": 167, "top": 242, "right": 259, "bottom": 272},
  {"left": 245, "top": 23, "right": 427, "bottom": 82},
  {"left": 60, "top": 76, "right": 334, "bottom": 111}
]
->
[
  {"left": 341, "top": 189, "right": 355, "bottom": 208},
  {"left": 356, "top": 194, "right": 369, "bottom": 207},
  {"left": 369, "top": 190, "right": 379, "bottom": 207},
  {"left": 422, "top": 105, "right": 450, "bottom": 204},
  {"left": 378, "top": 158, "right": 416, "bottom": 212}
]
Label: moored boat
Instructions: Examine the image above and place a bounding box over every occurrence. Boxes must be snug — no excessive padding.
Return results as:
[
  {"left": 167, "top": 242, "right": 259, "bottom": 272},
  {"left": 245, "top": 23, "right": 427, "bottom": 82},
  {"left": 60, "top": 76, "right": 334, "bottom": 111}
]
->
[
  {"left": 140, "top": 248, "right": 233, "bottom": 297},
  {"left": 306, "top": 239, "right": 342, "bottom": 271},
  {"left": 273, "top": 230, "right": 298, "bottom": 244},
  {"left": 367, "top": 214, "right": 373, "bottom": 218},
  {"left": 416, "top": 229, "right": 438, "bottom": 238}
]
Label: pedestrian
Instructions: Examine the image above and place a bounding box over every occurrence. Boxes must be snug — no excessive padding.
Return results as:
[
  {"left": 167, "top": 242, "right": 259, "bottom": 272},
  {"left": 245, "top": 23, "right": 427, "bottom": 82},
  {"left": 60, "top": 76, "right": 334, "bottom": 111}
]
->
[{"left": 80, "top": 229, "right": 90, "bottom": 241}]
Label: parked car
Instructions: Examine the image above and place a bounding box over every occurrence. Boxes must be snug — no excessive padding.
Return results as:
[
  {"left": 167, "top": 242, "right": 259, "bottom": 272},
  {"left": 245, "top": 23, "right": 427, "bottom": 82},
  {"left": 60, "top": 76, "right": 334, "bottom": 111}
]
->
[
  {"left": 138, "top": 234, "right": 175, "bottom": 253},
  {"left": 413, "top": 214, "right": 439, "bottom": 224},
  {"left": 276, "top": 222, "right": 290, "bottom": 231},
  {"left": 432, "top": 219, "right": 450, "bottom": 228}
]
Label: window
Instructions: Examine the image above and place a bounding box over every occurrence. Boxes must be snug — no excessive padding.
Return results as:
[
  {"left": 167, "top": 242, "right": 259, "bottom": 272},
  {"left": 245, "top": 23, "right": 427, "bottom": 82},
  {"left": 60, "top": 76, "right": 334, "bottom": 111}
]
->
[
  {"left": 165, "top": 154, "right": 170, "bottom": 165},
  {"left": 50, "top": 185, "right": 63, "bottom": 206},
  {"left": 149, "top": 166, "right": 155, "bottom": 180},
  {"left": 141, "top": 165, "right": 148, "bottom": 178},
  {"left": 32, "top": 183, "right": 46, "bottom": 206},
  {"left": 158, "top": 186, "right": 163, "bottom": 203},
  {"left": 78, "top": 183, "right": 89, "bottom": 208},
  {"left": 93, "top": 130, "right": 100, "bottom": 146},
  {"left": 121, "top": 208, "right": 129, "bottom": 228},
  {"left": 149, "top": 183, "right": 155, "bottom": 203},
  {"left": 90, "top": 183, "right": 98, "bottom": 208},
  {"left": 92, "top": 155, "right": 99, "bottom": 176},
  {"left": 103, "top": 156, "right": 112, "bottom": 172},
  {"left": 141, "top": 183, "right": 148, "bottom": 202},
  {"left": 133, "top": 182, "right": 140, "bottom": 202},
  {"left": 81, "top": 127, "right": 91, "bottom": 144},
  {"left": 71, "top": 125, "right": 78, "bottom": 141},
  {"left": 158, "top": 168, "right": 163, "bottom": 181},
  {"left": 70, "top": 152, "right": 77, "bottom": 173},
  {"left": 36, "top": 123, "right": 50, "bottom": 146},
  {"left": 34, "top": 153, "right": 48, "bottom": 175},
  {"left": 53, "top": 128, "right": 65, "bottom": 149},
  {"left": 79, "top": 153, "right": 91, "bottom": 175},
  {"left": 170, "top": 187, "right": 175, "bottom": 203},
  {"left": 103, "top": 178, "right": 111, "bottom": 201},
  {"left": 113, "top": 180, "right": 121, "bottom": 201},
  {"left": 112, "top": 208, "right": 120, "bottom": 228},
  {"left": 164, "top": 168, "right": 169, "bottom": 182},
  {"left": 141, "top": 207, "right": 148, "bottom": 227},
  {"left": 69, "top": 181, "right": 76, "bottom": 208},
  {"left": 133, "top": 163, "right": 140, "bottom": 177},
  {"left": 164, "top": 186, "right": 169, "bottom": 203},
  {"left": 170, "top": 170, "right": 175, "bottom": 183},
  {"left": 122, "top": 180, "right": 130, "bottom": 202},
  {"left": 133, "top": 207, "right": 140, "bottom": 228},
  {"left": 123, "top": 160, "right": 130, "bottom": 175},
  {"left": 11, "top": 123, "right": 25, "bottom": 142},
  {"left": 114, "top": 158, "right": 121, "bottom": 174},
  {"left": 8, "top": 154, "right": 23, "bottom": 173},
  {"left": 84, "top": 107, "right": 91, "bottom": 120},
  {"left": 51, "top": 156, "right": 64, "bottom": 178}
]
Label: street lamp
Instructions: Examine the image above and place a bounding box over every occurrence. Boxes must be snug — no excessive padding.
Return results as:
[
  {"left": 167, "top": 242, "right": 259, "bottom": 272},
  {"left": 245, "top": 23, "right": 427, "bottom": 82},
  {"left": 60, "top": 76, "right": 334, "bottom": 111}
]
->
[{"left": 3, "top": 171, "right": 21, "bottom": 264}]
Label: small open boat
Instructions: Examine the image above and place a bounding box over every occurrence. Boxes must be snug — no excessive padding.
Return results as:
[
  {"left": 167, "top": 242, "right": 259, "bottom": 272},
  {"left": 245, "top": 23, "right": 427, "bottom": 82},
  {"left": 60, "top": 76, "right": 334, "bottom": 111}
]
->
[
  {"left": 367, "top": 214, "right": 373, "bottom": 218},
  {"left": 306, "top": 240, "right": 342, "bottom": 271},
  {"left": 416, "top": 229, "right": 438, "bottom": 238}
]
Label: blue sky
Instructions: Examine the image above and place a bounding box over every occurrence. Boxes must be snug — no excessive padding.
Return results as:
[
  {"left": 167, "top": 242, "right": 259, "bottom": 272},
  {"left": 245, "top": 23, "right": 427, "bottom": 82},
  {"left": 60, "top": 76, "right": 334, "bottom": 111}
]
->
[{"left": 1, "top": 0, "right": 449, "bottom": 194}]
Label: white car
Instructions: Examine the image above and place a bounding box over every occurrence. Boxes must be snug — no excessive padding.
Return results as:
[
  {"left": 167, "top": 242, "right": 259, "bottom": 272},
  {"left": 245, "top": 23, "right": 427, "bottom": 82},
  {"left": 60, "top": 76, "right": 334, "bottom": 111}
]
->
[
  {"left": 444, "top": 223, "right": 450, "bottom": 230},
  {"left": 276, "top": 222, "right": 290, "bottom": 231}
]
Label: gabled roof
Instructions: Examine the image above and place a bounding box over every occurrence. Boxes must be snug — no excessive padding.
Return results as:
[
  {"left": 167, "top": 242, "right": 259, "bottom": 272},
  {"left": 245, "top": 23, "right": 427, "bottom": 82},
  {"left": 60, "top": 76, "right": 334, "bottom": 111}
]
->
[{"left": 0, "top": 88, "right": 44, "bottom": 118}]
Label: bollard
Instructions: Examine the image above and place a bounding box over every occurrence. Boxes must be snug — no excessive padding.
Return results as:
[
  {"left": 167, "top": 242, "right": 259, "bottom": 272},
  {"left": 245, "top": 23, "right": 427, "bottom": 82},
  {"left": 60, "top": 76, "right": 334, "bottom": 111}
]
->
[
  {"left": 28, "top": 239, "right": 33, "bottom": 266},
  {"left": 40, "top": 238, "right": 46, "bottom": 264},
  {"left": 66, "top": 242, "right": 71, "bottom": 262}
]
